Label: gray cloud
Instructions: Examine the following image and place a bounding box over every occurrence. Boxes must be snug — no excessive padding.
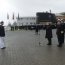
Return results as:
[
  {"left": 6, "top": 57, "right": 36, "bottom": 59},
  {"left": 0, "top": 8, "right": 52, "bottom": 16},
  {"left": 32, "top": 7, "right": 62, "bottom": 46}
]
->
[
  {"left": 7, "top": 0, "right": 65, "bottom": 16},
  {"left": 0, "top": 0, "right": 65, "bottom": 25}
]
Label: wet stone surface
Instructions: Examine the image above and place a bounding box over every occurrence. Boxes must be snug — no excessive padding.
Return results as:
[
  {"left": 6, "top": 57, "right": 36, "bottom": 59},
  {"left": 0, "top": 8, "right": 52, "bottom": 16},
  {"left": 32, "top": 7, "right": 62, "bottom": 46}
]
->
[{"left": 0, "top": 29, "right": 65, "bottom": 65}]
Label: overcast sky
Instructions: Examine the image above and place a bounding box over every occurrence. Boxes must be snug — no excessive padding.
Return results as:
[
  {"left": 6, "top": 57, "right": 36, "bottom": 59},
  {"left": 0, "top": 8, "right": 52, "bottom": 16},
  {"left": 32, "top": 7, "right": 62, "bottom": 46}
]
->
[{"left": 0, "top": 0, "right": 65, "bottom": 25}]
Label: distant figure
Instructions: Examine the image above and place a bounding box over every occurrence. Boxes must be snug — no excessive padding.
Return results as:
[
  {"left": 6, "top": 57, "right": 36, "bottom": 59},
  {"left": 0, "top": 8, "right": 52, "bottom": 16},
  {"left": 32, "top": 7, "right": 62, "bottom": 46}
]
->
[
  {"left": 35, "top": 24, "right": 39, "bottom": 35},
  {"left": 56, "top": 20, "right": 64, "bottom": 47},
  {"left": 0, "top": 21, "right": 6, "bottom": 49},
  {"left": 45, "top": 22, "right": 52, "bottom": 45}
]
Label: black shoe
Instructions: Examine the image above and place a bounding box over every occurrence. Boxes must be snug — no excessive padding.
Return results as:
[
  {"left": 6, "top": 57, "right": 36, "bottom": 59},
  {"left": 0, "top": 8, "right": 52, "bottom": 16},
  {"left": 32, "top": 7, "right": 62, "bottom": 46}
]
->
[
  {"left": 1, "top": 47, "right": 6, "bottom": 49},
  {"left": 57, "top": 45, "right": 62, "bottom": 47},
  {"left": 47, "top": 43, "right": 51, "bottom": 45}
]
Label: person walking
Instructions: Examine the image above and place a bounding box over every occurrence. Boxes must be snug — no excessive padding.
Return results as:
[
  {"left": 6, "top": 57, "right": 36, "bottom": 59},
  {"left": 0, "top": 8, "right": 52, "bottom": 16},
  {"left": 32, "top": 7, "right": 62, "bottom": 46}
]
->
[
  {"left": 45, "top": 22, "right": 52, "bottom": 45},
  {"left": 0, "top": 21, "right": 6, "bottom": 49}
]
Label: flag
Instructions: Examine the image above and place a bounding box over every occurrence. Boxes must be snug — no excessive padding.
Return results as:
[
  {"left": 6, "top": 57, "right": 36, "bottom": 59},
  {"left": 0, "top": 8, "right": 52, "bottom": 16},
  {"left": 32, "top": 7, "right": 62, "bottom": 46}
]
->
[
  {"left": 12, "top": 13, "right": 14, "bottom": 20},
  {"left": 18, "top": 13, "right": 19, "bottom": 19},
  {"left": 7, "top": 13, "right": 9, "bottom": 19}
]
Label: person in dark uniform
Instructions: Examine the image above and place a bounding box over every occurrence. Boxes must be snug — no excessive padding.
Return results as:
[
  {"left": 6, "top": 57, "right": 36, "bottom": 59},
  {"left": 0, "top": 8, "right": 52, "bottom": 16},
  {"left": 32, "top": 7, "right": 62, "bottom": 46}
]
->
[
  {"left": 56, "top": 20, "right": 64, "bottom": 47},
  {"left": 35, "top": 24, "right": 39, "bottom": 35},
  {"left": 0, "top": 21, "right": 6, "bottom": 49},
  {"left": 45, "top": 22, "right": 52, "bottom": 45},
  {"left": 60, "top": 20, "right": 65, "bottom": 44}
]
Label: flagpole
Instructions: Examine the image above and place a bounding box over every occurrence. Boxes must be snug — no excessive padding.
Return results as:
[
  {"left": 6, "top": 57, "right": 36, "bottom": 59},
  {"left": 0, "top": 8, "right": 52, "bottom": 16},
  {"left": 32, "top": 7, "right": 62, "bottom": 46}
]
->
[
  {"left": 7, "top": 13, "right": 9, "bottom": 30},
  {"left": 12, "top": 13, "right": 15, "bottom": 31},
  {"left": 18, "top": 13, "right": 20, "bottom": 30}
]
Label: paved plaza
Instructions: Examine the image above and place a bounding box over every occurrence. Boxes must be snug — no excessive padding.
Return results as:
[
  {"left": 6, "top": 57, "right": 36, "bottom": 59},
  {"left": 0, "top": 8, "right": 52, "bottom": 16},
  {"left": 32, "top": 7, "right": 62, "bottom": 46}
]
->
[{"left": 0, "top": 29, "right": 65, "bottom": 65}]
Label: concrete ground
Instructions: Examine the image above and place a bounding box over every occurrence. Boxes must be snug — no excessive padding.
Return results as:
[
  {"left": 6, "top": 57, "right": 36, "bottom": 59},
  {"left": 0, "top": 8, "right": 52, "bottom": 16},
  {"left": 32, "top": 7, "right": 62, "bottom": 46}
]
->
[{"left": 0, "top": 29, "right": 65, "bottom": 65}]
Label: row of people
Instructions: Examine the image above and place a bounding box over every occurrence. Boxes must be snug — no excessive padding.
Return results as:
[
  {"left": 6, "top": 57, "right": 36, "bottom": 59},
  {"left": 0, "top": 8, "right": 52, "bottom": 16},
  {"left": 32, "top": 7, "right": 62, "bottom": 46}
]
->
[{"left": 0, "top": 20, "right": 64, "bottom": 49}]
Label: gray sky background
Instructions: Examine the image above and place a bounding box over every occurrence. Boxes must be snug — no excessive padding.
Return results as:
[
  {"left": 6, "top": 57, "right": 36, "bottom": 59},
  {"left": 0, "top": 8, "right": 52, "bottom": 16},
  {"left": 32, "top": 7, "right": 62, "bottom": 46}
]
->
[{"left": 0, "top": 0, "right": 65, "bottom": 25}]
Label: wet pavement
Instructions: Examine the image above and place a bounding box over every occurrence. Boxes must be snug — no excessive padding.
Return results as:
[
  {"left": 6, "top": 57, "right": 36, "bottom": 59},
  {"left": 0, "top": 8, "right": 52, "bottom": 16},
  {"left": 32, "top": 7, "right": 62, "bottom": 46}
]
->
[{"left": 0, "top": 29, "right": 65, "bottom": 65}]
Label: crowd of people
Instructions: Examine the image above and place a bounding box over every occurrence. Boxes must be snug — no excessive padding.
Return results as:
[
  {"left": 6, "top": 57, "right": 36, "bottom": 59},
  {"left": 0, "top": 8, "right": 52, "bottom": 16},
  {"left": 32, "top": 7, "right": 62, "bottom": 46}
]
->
[{"left": 0, "top": 18, "right": 65, "bottom": 50}]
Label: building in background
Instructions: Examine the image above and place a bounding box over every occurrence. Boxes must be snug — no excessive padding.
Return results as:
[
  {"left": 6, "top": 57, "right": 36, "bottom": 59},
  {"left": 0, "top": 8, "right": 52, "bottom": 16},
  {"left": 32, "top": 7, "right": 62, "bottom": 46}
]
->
[
  {"left": 55, "top": 13, "right": 65, "bottom": 21},
  {"left": 16, "top": 13, "right": 65, "bottom": 26},
  {"left": 16, "top": 17, "right": 36, "bottom": 30},
  {"left": 15, "top": 13, "right": 65, "bottom": 30},
  {"left": 36, "top": 12, "right": 57, "bottom": 24},
  {"left": 16, "top": 17, "right": 36, "bottom": 26}
]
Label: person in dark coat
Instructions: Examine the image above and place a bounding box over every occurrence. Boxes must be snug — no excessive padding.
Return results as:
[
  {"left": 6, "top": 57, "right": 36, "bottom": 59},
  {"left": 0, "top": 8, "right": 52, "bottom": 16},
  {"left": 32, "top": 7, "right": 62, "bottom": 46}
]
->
[
  {"left": 35, "top": 24, "right": 40, "bottom": 35},
  {"left": 56, "top": 20, "right": 64, "bottom": 47},
  {"left": 0, "top": 21, "right": 6, "bottom": 49},
  {"left": 45, "top": 22, "right": 52, "bottom": 45},
  {"left": 60, "top": 20, "right": 65, "bottom": 44}
]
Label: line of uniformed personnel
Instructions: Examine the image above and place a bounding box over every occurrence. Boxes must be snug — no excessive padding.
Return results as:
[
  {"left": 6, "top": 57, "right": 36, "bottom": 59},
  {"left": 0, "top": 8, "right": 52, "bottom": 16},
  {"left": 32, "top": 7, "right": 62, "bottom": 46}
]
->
[{"left": 35, "top": 19, "right": 65, "bottom": 47}]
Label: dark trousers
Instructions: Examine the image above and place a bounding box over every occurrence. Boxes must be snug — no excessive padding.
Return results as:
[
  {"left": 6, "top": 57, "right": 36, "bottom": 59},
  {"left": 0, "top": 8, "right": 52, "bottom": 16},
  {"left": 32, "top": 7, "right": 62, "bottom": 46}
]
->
[
  {"left": 36, "top": 31, "right": 38, "bottom": 34},
  {"left": 58, "top": 37, "right": 64, "bottom": 45},
  {"left": 47, "top": 38, "right": 52, "bottom": 44}
]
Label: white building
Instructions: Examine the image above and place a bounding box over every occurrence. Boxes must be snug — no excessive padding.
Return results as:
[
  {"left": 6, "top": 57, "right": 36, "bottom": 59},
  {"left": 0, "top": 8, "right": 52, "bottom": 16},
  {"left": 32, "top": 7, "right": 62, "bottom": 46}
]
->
[{"left": 17, "top": 17, "right": 36, "bottom": 26}]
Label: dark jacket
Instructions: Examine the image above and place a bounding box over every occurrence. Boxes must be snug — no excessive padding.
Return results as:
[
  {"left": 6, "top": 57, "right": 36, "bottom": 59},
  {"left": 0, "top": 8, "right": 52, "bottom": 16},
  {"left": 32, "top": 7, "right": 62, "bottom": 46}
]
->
[
  {"left": 56, "top": 23, "right": 64, "bottom": 38},
  {"left": 35, "top": 25, "right": 40, "bottom": 32},
  {"left": 0, "top": 25, "right": 5, "bottom": 37},
  {"left": 45, "top": 25, "right": 52, "bottom": 38}
]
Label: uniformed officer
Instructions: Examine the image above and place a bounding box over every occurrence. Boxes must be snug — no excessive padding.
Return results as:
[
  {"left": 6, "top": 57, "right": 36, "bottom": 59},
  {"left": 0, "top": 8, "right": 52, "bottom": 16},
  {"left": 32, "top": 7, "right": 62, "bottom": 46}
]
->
[
  {"left": 45, "top": 22, "right": 52, "bottom": 45},
  {"left": 56, "top": 20, "right": 64, "bottom": 47}
]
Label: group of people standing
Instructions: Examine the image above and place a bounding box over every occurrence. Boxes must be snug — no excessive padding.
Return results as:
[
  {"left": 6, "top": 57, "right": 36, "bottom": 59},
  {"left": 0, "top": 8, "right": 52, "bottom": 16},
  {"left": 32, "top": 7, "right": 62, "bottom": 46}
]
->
[
  {"left": 35, "top": 19, "right": 65, "bottom": 47},
  {"left": 45, "top": 19, "right": 65, "bottom": 47}
]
